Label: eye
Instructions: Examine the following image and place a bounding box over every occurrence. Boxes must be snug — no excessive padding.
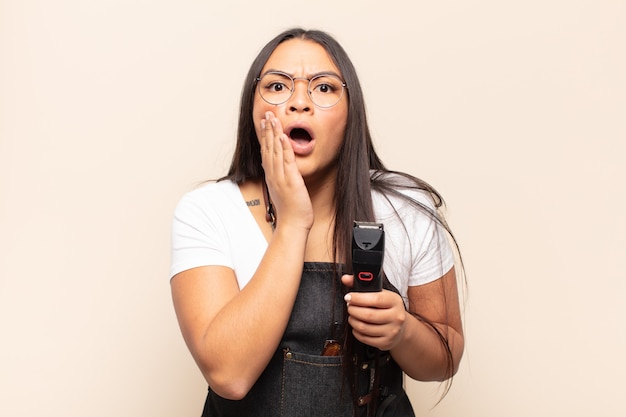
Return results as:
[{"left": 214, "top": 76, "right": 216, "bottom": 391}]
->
[
  {"left": 316, "top": 83, "right": 332, "bottom": 93},
  {"left": 310, "top": 76, "right": 342, "bottom": 94},
  {"left": 267, "top": 81, "right": 288, "bottom": 92},
  {"left": 260, "top": 72, "right": 293, "bottom": 95}
]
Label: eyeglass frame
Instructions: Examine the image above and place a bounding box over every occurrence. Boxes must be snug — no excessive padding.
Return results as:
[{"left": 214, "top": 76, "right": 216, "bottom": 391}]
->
[{"left": 254, "top": 70, "right": 348, "bottom": 108}]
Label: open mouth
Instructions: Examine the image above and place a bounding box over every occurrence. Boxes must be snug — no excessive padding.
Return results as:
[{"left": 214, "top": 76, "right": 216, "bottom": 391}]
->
[{"left": 287, "top": 127, "right": 313, "bottom": 144}]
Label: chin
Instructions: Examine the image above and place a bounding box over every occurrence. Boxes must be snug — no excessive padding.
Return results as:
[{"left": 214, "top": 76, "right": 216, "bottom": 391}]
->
[{"left": 298, "top": 161, "right": 338, "bottom": 186}]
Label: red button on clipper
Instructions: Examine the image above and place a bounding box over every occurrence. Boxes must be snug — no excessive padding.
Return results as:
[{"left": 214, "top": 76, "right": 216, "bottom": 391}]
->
[{"left": 357, "top": 272, "right": 374, "bottom": 281}]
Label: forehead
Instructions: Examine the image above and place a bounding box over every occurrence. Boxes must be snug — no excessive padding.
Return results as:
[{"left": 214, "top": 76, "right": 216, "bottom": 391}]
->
[{"left": 261, "top": 39, "right": 341, "bottom": 76}]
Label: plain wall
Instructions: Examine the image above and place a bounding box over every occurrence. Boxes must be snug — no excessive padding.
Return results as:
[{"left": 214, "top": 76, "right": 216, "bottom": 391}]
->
[{"left": 1, "top": 0, "right": 625, "bottom": 416}]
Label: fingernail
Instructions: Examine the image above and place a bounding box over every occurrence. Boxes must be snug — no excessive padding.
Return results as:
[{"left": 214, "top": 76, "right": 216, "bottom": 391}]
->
[
  {"left": 261, "top": 119, "right": 266, "bottom": 129},
  {"left": 344, "top": 294, "right": 351, "bottom": 303}
]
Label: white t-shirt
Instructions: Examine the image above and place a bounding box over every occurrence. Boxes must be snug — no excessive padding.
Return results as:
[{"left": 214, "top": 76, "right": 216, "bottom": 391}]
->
[{"left": 170, "top": 178, "right": 454, "bottom": 303}]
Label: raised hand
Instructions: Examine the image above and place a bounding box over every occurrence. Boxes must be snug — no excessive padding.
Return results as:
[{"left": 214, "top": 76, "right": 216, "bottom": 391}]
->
[{"left": 259, "top": 111, "right": 314, "bottom": 232}]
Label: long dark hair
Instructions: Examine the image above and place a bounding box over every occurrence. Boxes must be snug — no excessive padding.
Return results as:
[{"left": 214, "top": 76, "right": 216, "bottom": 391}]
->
[
  {"left": 225, "top": 26, "right": 384, "bottom": 273},
  {"left": 223, "top": 28, "right": 463, "bottom": 416}
]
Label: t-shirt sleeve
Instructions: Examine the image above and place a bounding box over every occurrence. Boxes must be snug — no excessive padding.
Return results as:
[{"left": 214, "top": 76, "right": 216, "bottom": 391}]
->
[
  {"left": 376, "top": 187, "right": 455, "bottom": 289},
  {"left": 169, "top": 190, "right": 232, "bottom": 279},
  {"left": 407, "top": 204, "right": 455, "bottom": 286}
]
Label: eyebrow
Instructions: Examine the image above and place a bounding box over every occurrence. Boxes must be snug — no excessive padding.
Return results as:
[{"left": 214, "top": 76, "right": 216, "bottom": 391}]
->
[{"left": 260, "top": 68, "right": 344, "bottom": 80}]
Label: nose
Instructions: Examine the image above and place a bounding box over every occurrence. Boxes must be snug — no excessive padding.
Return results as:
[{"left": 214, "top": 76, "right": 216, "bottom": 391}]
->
[{"left": 287, "top": 78, "right": 312, "bottom": 113}]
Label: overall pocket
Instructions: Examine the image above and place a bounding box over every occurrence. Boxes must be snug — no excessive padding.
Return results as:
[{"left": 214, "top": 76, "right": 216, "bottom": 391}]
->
[{"left": 280, "top": 349, "right": 353, "bottom": 417}]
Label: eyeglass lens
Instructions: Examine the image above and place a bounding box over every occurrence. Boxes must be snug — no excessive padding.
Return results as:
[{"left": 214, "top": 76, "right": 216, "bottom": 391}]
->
[{"left": 258, "top": 72, "right": 345, "bottom": 108}]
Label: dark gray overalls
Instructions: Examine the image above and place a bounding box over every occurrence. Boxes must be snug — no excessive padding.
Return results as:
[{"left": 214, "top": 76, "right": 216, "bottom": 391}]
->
[{"left": 201, "top": 263, "right": 416, "bottom": 417}]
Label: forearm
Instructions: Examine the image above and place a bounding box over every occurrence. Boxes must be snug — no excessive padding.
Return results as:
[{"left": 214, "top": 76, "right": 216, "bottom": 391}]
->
[
  {"left": 198, "top": 225, "right": 309, "bottom": 398},
  {"left": 390, "top": 312, "right": 464, "bottom": 381}
]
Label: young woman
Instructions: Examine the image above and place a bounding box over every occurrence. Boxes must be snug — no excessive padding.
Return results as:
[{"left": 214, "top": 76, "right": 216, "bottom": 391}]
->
[{"left": 170, "top": 28, "right": 464, "bottom": 417}]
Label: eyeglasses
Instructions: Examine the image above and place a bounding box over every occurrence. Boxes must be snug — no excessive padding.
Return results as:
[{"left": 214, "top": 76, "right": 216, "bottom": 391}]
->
[{"left": 255, "top": 71, "right": 347, "bottom": 108}]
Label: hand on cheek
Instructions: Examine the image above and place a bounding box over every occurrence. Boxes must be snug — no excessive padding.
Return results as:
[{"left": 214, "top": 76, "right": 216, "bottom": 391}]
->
[{"left": 259, "top": 111, "right": 314, "bottom": 232}]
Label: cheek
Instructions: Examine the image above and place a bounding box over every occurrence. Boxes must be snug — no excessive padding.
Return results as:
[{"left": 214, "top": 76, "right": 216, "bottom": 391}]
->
[
  {"left": 327, "top": 112, "right": 348, "bottom": 147},
  {"left": 252, "top": 98, "right": 268, "bottom": 141}
]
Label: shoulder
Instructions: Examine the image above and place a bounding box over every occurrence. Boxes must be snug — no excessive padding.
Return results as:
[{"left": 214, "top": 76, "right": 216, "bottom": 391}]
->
[
  {"left": 172, "top": 180, "right": 246, "bottom": 232},
  {"left": 370, "top": 171, "right": 438, "bottom": 218},
  {"left": 175, "top": 180, "right": 240, "bottom": 214},
  {"left": 179, "top": 179, "right": 239, "bottom": 204},
  {"left": 370, "top": 171, "right": 454, "bottom": 291}
]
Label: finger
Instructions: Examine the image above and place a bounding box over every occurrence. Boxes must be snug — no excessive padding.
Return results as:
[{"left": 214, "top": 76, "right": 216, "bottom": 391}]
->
[
  {"left": 268, "top": 117, "right": 287, "bottom": 180},
  {"left": 350, "top": 311, "right": 402, "bottom": 341},
  {"left": 260, "top": 113, "right": 273, "bottom": 170},
  {"left": 279, "top": 132, "right": 296, "bottom": 165},
  {"left": 270, "top": 112, "right": 284, "bottom": 144},
  {"left": 262, "top": 112, "right": 286, "bottom": 178},
  {"left": 347, "top": 304, "right": 389, "bottom": 325},
  {"left": 344, "top": 290, "right": 400, "bottom": 309},
  {"left": 347, "top": 316, "right": 394, "bottom": 341},
  {"left": 269, "top": 116, "right": 297, "bottom": 167},
  {"left": 261, "top": 111, "right": 275, "bottom": 151},
  {"left": 352, "top": 331, "right": 394, "bottom": 351},
  {"left": 341, "top": 274, "right": 354, "bottom": 288},
  {"left": 272, "top": 117, "right": 306, "bottom": 189}
]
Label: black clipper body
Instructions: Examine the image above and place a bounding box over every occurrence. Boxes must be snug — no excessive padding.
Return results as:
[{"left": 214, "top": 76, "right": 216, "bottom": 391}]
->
[{"left": 351, "top": 221, "right": 384, "bottom": 292}]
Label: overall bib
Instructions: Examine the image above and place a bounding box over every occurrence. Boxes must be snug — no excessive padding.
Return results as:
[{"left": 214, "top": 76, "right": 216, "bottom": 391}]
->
[{"left": 201, "top": 262, "right": 415, "bottom": 417}]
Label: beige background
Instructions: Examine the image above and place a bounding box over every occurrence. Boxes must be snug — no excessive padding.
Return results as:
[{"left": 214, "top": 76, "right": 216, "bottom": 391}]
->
[{"left": 1, "top": 0, "right": 625, "bottom": 416}]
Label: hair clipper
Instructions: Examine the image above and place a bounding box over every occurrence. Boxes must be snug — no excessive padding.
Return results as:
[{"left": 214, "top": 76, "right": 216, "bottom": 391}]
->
[{"left": 351, "top": 221, "right": 384, "bottom": 292}]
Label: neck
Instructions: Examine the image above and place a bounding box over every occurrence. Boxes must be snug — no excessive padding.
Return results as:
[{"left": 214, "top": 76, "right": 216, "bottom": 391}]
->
[
  {"left": 304, "top": 172, "right": 337, "bottom": 222},
  {"left": 302, "top": 172, "right": 338, "bottom": 263}
]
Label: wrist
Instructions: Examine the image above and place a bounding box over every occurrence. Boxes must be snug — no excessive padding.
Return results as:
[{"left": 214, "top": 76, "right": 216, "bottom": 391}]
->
[
  {"left": 390, "top": 309, "right": 417, "bottom": 353},
  {"left": 272, "top": 222, "right": 312, "bottom": 241}
]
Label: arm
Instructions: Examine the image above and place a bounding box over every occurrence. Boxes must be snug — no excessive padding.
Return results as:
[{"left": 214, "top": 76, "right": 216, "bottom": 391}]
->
[
  {"left": 171, "top": 225, "right": 308, "bottom": 399},
  {"left": 171, "top": 112, "right": 313, "bottom": 399},
  {"left": 343, "top": 266, "right": 464, "bottom": 381}
]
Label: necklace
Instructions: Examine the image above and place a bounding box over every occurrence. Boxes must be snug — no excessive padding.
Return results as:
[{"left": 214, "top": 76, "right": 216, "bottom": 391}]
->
[{"left": 262, "top": 180, "right": 276, "bottom": 231}]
